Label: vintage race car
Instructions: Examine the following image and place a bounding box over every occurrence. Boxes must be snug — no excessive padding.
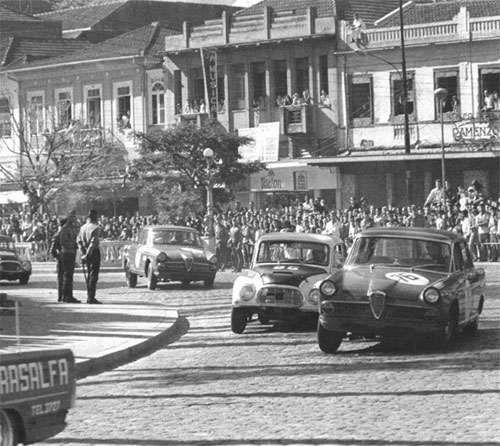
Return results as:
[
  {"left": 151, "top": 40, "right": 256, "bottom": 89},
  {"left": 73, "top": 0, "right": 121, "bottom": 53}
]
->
[
  {"left": 317, "top": 227, "right": 486, "bottom": 353},
  {"left": 123, "top": 225, "right": 217, "bottom": 290},
  {"left": 0, "top": 235, "right": 31, "bottom": 285},
  {"left": 231, "top": 233, "right": 347, "bottom": 334}
]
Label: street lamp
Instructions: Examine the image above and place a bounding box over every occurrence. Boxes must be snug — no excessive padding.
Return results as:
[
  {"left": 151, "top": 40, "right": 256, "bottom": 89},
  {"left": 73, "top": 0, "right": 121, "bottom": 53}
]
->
[
  {"left": 203, "top": 147, "right": 215, "bottom": 250},
  {"left": 434, "top": 87, "right": 448, "bottom": 212}
]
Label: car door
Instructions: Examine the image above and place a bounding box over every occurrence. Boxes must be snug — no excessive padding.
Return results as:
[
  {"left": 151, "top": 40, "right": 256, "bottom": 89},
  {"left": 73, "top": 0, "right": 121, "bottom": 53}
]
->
[
  {"left": 461, "top": 240, "right": 484, "bottom": 317},
  {"left": 452, "top": 242, "right": 472, "bottom": 321}
]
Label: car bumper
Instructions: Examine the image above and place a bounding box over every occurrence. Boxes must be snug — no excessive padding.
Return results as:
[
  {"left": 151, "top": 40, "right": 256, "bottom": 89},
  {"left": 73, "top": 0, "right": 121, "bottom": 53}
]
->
[
  {"left": 319, "top": 301, "right": 444, "bottom": 336},
  {"left": 0, "top": 271, "right": 30, "bottom": 281}
]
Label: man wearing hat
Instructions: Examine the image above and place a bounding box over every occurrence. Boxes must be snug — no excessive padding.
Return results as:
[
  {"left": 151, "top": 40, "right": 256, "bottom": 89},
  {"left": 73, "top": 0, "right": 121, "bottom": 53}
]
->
[{"left": 78, "top": 209, "right": 102, "bottom": 304}]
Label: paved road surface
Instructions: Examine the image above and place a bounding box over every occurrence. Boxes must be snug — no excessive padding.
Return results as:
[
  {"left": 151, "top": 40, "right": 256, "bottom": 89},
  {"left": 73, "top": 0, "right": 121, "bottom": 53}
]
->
[{"left": 33, "top": 264, "right": 500, "bottom": 446}]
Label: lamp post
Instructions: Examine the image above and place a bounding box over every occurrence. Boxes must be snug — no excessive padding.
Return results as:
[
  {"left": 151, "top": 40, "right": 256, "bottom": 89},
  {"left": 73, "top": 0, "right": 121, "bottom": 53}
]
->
[
  {"left": 434, "top": 87, "right": 448, "bottom": 212},
  {"left": 203, "top": 147, "right": 215, "bottom": 250}
]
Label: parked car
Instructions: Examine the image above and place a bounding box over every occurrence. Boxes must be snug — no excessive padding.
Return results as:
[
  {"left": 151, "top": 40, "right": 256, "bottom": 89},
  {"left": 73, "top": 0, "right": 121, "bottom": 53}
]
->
[
  {"left": 122, "top": 225, "right": 217, "bottom": 290},
  {"left": 231, "top": 233, "right": 347, "bottom": 334},
  {"left": 0, "top": 235, "right": 31, "bottom": 284},
  {"left": 317, "top": 227, "right": 486, "bottom": 353},
  {"left": 0, "top": 349, "right": 76, "bottom": 445}
]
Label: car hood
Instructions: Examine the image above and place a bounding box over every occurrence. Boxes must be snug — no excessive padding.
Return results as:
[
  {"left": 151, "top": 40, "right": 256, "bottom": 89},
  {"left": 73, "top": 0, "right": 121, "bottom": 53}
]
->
[
  {"left": 154, "top": 245, "right": 207, "bottom": 260},
  {"left": 340, "top": 266, "right": 445, "bottom": 301},
  {"left": 253, "top": 264, "right": 328, "bottom": 287},
  {"left": 0, "top": 249, "right": 18, "bottom": 260}
]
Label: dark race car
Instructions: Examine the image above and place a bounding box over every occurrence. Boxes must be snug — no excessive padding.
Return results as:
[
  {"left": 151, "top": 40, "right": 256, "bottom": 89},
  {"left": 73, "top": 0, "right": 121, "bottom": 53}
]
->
[
  {"left": 317, "top": 227, "right": 486, "bottom": 353},
  {"left": 0, "top": 235, "right": 32, "bottom": 285},
  {"left": 122, "top": 225, "right": 217, "bottom": 290}
]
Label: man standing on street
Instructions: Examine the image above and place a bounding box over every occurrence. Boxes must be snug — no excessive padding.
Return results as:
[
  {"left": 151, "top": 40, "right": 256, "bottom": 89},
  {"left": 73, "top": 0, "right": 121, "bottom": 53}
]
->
[
  {"left": 78, "top": 209, "right": 102, "bottom": 304},
  {"left": 59, "top": 213, "right": 80, "bottom": 303}
]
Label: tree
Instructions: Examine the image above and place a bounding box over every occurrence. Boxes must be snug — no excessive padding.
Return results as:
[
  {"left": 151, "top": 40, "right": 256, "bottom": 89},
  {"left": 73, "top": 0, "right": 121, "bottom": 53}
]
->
[
  {"left": 131, "top": 121, "right": 264, "bottom": 220},
  {"left": 0, "top": 110, "right": 129, "bottom": 216}
]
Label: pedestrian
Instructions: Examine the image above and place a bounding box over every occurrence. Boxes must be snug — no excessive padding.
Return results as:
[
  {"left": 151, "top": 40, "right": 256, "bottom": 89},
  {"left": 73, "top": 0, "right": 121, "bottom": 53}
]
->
[
  {"left": 58, "top": 213, "right": 80, "bottom": 303},
  {"left": 215, "top": 216, "right": 229, "bottom": 271},
  {"left": 78, "top": 209, "right": 102, "bottom": 304},
  {"left": 228, "top": 218, "right": 243, "bottom": 273},
  {"left": 50, "top": 218, "right": 65, "bottom": 303}
]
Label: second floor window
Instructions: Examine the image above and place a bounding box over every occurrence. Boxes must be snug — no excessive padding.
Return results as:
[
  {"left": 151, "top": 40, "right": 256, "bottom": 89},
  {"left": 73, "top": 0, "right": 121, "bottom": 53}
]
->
[
  {"left": 435, "top": 69, "right": 460, "bottom": 120},
  {"left": 56, "top": 91, "right": 72, "bottom": 129},
  {"left": 251, "top": 61, "right": 266, "bottom": 107},
  {"left": 151, "top": 82, "right": 165, "bottom": 125},
  {"left": 349, "top": 75, "right": 373, "bottom": 125},
  {"left": 391, "top": 72, "right": 415, "bottom": 121},
  {"left": 231, "top": 63, "right": 246, "bottom": 110},
  {"left": 480, "top": 67, "right": 500, "bottom": 115},
  {"left": 86, "top": 88, "right": 101, "bottom": 127},
  {"left": 117, "top": 85, "right": 131, "bottom": 123},
  {"left": 0, "top": 97, "right": 11, "bottom": 138},
  {"left": 273, "top": 60, "right": 288, "bottom": 104},
  {"left": 295, "top": 57, "right": 309, "bottom": 97},
  {"left": 28, "top": 94, "right": 44, "bottom": 135}
]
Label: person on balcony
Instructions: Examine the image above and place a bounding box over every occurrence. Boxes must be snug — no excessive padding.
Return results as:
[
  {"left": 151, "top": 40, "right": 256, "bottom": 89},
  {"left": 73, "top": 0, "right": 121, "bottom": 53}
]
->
[{"left": 351, "top": 13, "right": 368, "bottom": 48}]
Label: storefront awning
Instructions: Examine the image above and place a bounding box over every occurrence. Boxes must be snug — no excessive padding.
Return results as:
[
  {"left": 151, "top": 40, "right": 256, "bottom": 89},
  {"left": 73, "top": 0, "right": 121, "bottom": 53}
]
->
[{"left": 0, "top": 190, "right": 27, "bottom": 204}]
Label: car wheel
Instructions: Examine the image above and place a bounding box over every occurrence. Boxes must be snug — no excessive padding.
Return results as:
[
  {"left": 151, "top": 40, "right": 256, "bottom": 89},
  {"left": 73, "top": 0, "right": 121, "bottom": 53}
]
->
[
  {"left": 19, "top": 275, "right": 29, "bottom": 285},
  {"left": 437, "top": 304, "right": 459, "bottom": 347},
  {"left": 125, "top": 265, "right": 137, "bottom": 288},
  {"left": 181, "top": 280, "right": 190, "bottom": 288},
  {"left": 231, "top": 308, "right": 247, "bottom": 334},
  {"left": 0, "top": 409, "right": 19, "bottom": 446},
  {"left": 258, "top": 313, "right": 270, "bottom": 325},
  {"left": 317, "top": 322, "right": 344, "bottom": 354},
  {"left": 462, "top": 317, "right": 478, "bottom": 336},
  {"left": 203, "top": 277, "right": 215, "bottom": 288},
  {"left": 147, "top": 269, "right": 157, "bottom": 290}
]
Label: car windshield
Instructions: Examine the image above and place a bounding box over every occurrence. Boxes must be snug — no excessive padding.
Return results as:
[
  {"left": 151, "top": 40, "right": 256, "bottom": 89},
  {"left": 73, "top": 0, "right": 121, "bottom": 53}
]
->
[
  {"left": 152, "top": 230, "right": 203, "bottom": 248},
  {"left": 0, "top": 238, "right": 15, "bottom": 251},
  {"left": 256, "top": 241, "right": 330, "bottom": 266},
  {"left": 348, "top": 236, "right": 451, "bottom": 271}
]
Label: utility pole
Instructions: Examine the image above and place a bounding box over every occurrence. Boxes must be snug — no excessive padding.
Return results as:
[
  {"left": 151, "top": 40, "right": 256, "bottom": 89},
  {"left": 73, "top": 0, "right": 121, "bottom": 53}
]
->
[{"left": 400, "top": 0, "right": 411, "bottom": 155}]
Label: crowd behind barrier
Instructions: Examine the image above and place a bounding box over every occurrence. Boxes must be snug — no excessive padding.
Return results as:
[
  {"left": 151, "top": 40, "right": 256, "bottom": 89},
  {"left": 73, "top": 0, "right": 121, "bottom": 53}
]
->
[{"left": 1, "top": 181, "right": 499, "bottom": 265}]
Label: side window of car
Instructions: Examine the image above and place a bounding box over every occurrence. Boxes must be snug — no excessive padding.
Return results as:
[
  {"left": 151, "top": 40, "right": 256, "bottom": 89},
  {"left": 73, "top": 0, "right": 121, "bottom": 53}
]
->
[
  {"left": 138, "top": 230, "right": 147, "bottom": 245},
  {"left": 452, "top": 243, "right": 464, "bottom": 272}
]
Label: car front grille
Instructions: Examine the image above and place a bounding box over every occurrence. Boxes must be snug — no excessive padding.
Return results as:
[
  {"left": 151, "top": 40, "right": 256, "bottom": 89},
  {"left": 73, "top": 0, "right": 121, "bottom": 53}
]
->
[
  {"left": 162, "top": 261, "right": 212, "bottom": 273},
  {"left": 257, "top": 286, "right": 304, "bottom": 307},
  {"left": 0, "top": 261, "right": 22, "bottom": 273},
  {"left": 332, "top": 302, "right": 427, "bottom": 320}
]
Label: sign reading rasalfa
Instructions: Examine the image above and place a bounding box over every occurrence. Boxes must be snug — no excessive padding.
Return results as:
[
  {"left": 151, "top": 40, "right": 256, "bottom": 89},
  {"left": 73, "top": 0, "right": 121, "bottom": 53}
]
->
[{"left": 238, "top": 122, "right": 280, "bottom": 163}]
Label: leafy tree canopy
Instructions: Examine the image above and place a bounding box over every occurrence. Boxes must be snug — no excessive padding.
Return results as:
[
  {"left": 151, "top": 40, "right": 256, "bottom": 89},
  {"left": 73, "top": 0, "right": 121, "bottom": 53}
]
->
[{"left": 130, "top": 121, "right": 264, "bottom": 218}]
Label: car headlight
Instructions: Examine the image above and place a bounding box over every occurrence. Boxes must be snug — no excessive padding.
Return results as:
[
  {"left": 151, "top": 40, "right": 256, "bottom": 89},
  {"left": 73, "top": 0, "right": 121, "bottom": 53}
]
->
[
  {"left": 209, "top": 255, "right": 218, "bottom": 265},
  {"left": 21, "top": 260, "right": 31, "bottom": 271},
  {"left": 308, "top": 289, "right": 320, "bottom": 304},
  {"left": 320, "top": 280, "right": 337, "bottom": 296},
  {"left": 157, "top": 252, "right": 168, "bottom": 262},
  {"left": 423, "top": 287, "right": 441, "bottom": 304},
  {"left": 239, "top": 284, "right": 256, "bottom": 301}
]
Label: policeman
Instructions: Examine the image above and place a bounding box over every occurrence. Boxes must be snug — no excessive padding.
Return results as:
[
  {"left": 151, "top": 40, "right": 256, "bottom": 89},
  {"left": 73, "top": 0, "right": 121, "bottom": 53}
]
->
[
  {"left": 59, "top": 213, "right": 80, "bottom": 303},
  {"left": 78, "top": 209, "right": 102, "bottom": 304}
]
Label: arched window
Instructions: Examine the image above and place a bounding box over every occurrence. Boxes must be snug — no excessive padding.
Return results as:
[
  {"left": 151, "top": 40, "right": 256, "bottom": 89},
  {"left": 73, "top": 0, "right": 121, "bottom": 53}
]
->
[{"left": 151, "top": 82, "right": 165, "bottom": 125}]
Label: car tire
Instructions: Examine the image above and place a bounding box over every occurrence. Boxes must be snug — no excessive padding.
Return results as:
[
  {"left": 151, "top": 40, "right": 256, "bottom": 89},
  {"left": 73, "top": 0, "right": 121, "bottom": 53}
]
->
[
  {"left": 147, "top": 269, "right": 157, "bottom": 290},
  {"left": 462, "top": 317, "right": 478, "bottom": 336},
  {"left": 437, "top": 303, "right": 459, "bottom": 347},
  {"left": 125, "top": 265, "right": 137, "bottom": 288},
  {"left": 258, "top": 313, "right": 270, "bottom": 325},
  {"left": 181, "top": 280, "right": 190, "bottom": 288},
  {"left": 19, "top": 275, "right": 29, "bottom": 285},
  {"left": 317, "top": 322, "right": 344, "bottom": 353},
  {"left": 0, "top": 409, "right": 19, "bottom": 446},
  {"left": 231, "top": 307, "right": 247, "bottom": 334},
  {"left": 203, "top": 277, "right": 215, "bottom": 288}
]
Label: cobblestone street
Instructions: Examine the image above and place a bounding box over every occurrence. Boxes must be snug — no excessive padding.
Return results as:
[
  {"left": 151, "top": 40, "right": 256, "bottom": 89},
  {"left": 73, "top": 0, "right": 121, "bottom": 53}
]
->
[{"left": 37, "top": 264, "right": 499, "bottom": 446}]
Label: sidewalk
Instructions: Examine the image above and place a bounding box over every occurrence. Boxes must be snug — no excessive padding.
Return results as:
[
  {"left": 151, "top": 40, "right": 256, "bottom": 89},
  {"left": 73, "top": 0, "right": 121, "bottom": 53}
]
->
[{"left": 0, "top": 283, "right": 181, "bottom": 380}]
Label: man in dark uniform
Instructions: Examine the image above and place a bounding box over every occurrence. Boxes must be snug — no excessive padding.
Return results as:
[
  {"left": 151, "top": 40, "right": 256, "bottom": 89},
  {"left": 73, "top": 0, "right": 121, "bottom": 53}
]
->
[
  {"left": 50, "top": 218, "right": 66, "bottom": 302},
  {"left": 78, "top": 209, "right": 102, "bottom": 304}
]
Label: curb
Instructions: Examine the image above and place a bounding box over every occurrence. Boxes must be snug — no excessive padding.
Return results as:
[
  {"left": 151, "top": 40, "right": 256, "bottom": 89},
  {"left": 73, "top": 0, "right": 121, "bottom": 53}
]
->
[{"left": 75, "top": 310, "right": 185, "bottom": 380}]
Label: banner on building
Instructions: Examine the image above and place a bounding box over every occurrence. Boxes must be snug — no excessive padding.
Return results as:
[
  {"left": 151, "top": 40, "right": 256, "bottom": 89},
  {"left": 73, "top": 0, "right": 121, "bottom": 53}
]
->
[
  {"left": 201, "top": 48, "right": 218, "bottom": 119},
  {"left": 238, "top": 122, "right": 280, "bottom": 163}
]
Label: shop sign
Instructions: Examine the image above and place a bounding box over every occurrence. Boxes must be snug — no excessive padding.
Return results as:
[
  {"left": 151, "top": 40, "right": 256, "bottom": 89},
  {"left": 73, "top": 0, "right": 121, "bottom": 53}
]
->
[
  {"left": 238, "top": 123, "right": 280, "bottom": 163},
  {"left": 260, "top": 170, "right": 283, "bottom": 190},
  {"left": 453, "top": 121, "right": 498, "bottom": 142},
  {"left": 294, "top": 171, "right": 308, "bottom": 190}
]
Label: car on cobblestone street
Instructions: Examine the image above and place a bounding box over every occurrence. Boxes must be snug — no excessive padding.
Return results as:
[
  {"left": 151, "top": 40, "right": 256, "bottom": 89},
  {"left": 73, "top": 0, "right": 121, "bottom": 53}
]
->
[
  {"left": 0, "top": 234, "right": 31, "bottom": 284},
  {"left": 231, "top": 233, "right": 347, "bottom": 333},
  {"left": 122, "top": 225, "right": 217, "bottom": 290},
  {"left": 317, "top": 227, "right": 486, "bottom": 353}
]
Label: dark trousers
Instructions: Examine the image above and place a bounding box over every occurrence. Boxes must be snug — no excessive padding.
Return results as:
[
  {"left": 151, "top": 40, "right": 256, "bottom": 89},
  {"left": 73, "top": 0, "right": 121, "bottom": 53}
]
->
[
  {"left": 57, "top": 259, "right": 64, "bottom": 302},
  {"left": 60, "top": 251, "right": 76, "bottom": 301},
  {"left": 85, "top": 250, "right": 100, "bottom": 301}
]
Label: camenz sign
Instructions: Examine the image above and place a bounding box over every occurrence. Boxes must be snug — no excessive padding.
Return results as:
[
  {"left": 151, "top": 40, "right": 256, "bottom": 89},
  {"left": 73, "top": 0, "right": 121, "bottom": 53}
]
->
[{"left": 453, "top": 121, "right": 498, "bottom": 142}]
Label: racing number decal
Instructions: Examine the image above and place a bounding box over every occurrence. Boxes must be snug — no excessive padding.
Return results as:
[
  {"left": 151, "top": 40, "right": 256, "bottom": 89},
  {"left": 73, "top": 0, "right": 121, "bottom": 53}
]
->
[{"left": 386, "top": 272, "right": 429, "bottom": 286}]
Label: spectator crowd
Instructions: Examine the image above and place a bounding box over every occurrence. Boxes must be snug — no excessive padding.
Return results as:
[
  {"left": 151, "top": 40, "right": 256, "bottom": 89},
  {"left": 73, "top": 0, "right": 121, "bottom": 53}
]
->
[{"left": 1, "top": 179, "right": 499, "bottom": 266}]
